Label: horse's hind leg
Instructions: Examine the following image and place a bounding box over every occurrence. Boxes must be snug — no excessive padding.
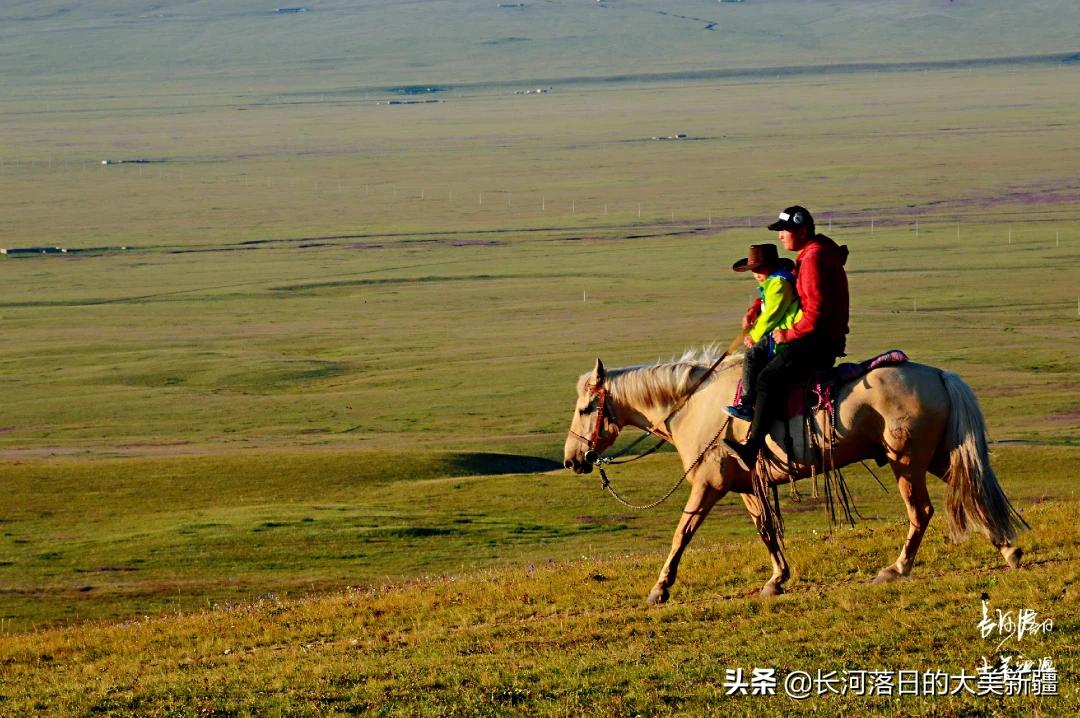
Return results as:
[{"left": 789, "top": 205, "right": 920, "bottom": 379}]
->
[
  {"left": 930, "top": 445, "right": 1023, "bottom": 570},
  {"left": 998, "top": 543, "right": 1023, "bottom": 569},
  {"left": 647, "top": 480, "right": 723, "bottom": 606},
  {"left": 740, "top": 493, "right": 789, "bottom": 597},
  {"left": 874, "top": 463, "right": 934, "bottom": 584}
]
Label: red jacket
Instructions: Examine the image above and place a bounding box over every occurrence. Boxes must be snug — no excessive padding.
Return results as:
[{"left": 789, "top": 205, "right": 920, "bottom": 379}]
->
[{"left": 773, "top": 234, "right": 849, "bottom": 347}]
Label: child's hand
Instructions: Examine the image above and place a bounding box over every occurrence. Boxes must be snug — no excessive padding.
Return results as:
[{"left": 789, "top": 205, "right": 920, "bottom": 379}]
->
[{"left": 743, "top": 335, "right": 755, "bottom": 349}]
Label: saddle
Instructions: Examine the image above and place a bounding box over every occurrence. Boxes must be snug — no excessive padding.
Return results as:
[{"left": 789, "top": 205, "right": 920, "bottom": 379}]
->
[
  {"left": 732, "top": 350, "right": 909, "bottom": 528},
  {"left": 733, "top": 349, "right": 909, "bottom": 420}
]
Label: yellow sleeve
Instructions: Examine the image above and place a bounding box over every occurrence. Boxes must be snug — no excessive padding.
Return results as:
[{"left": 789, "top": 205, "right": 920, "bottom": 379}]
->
[{"left": 748, "top": 277, "right": 796, "bottom": 343}]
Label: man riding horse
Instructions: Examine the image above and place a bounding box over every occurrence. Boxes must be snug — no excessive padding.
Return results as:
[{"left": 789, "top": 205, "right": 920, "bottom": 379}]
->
[
  {"left": 724, "top": 205, "right": 850, "bottom": 472},
  {"left": 563, "top": 204, "right": 1026, "bottom": 600}
]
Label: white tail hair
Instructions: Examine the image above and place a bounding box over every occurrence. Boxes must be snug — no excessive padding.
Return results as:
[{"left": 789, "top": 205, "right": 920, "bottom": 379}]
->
[{"left": 940, "top": 371, "right": 1028, "bottom": 545}]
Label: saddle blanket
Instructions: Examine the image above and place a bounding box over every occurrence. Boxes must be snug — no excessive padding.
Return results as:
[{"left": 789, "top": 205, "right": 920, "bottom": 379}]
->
[{"left": 734, "top": 349, "right": 909, "bottom": 419}]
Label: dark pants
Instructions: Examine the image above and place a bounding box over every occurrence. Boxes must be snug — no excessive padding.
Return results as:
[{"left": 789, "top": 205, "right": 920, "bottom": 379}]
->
[
  {"left": 746, "top": 333, "right": 842, "bottom": 449},
  {"left": 739, "top": 337, "right": 773, "bottom": 409}
]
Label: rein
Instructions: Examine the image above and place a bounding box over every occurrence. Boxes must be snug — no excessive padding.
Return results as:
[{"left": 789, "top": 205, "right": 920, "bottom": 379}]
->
[
  {"left": 598, "top": 419, "right": 731, "bottom": 510},
  {"left": 575, "top": 333, "right": 744, "bottom": 510}
]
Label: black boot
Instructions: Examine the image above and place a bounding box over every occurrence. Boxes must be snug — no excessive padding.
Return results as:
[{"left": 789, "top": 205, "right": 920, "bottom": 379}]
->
[
  {"left": 723, "top": 436, "right": 761, "bottom": 472},
  {"left": 724, "top": 388, "right": 768, "bottom": 471}
]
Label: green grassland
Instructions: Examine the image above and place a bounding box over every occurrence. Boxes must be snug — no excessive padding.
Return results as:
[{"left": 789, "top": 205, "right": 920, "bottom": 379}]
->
[
  {"left": 4, "top": 66, "right": 1080, "bottom": 249},
  {"left": 1, "top": 0, "right": 1079, "bottom": 714},
  {"left": 0, "top": 478, "right": 1076, "bottom": 716},
  {"left": 3, "top": 1, "right": 1078, "bottom": 92}
]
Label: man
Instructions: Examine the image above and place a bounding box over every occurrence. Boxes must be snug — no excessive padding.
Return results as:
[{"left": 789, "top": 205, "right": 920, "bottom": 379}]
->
[{"left": 723, "top": 205, "right": 850, "bottom": 472}]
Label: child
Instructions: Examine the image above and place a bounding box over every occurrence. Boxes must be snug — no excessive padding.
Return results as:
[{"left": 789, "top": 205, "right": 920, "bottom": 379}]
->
[{"left": 725, "top": 243, "right": 801, "bottom": 421}]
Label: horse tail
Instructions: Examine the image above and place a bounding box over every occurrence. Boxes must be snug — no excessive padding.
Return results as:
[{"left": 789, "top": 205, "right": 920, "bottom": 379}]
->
[{"left": 939, "top": 371, "right": 1029, "bottom": 545}]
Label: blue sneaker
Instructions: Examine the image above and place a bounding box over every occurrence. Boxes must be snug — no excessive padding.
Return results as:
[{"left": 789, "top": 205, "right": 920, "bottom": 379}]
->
[{"left": 724, "top": 404, "right": 753, "bottom": 422}]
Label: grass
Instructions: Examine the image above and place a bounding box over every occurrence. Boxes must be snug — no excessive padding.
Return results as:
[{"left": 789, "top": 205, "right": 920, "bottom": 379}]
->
[
  {"left": 0, "top": 459, "right": 1075, "bottom": 715},
  {"left": 0, "top": 1, "right": 1079, "bottom": 713},
  {"left": 0, "top": 444, "right": 1075, "bottom": 635},
  {"left": 0, "top": 219, "right": 1076, "bottom": 457},
  {"left": 3, "top": 1, "right": 1077, "bottom": 92}
]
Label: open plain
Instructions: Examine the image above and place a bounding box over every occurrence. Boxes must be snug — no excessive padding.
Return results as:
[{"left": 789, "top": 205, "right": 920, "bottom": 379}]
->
[{"left": 0, "top": 1, "right": 1078, "bottom": 715}]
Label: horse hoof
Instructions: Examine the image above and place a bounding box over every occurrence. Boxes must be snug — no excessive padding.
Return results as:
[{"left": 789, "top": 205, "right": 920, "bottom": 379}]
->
[
  {"left": 1002, "top": 546, "right": 1023, "bottom": 569},
  {"left": 647, "top": 586, "right": 669, "bottom": 606},
  {"left": 872, "top": 567, "right": 902, "bottom": 585},
  {"left": 760, "top": 582, "right": 784, "bottom": 598}
]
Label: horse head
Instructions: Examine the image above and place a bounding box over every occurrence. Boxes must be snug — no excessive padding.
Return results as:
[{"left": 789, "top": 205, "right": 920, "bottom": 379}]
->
[{"left": 563, "top": 358, "right": 622, "bottom": 474}]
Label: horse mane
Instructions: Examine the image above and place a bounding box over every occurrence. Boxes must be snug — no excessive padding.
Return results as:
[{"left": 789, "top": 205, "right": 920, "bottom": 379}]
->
[{"left": 586, "top": 346, "right": 743, "bottom": 410}]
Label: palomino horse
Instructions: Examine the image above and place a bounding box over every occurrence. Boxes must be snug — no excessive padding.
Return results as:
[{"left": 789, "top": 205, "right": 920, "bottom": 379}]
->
[{"left": 563, "top": 350, "right": 1026, "bottom": 604}]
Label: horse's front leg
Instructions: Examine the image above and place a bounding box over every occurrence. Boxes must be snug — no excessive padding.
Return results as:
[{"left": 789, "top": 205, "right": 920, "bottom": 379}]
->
[
  {"left": 647, "top": 479, "right": 723, "bottom": 606},
  {"left": 740, "top": 492, "right": 790, "bottom": 597}
]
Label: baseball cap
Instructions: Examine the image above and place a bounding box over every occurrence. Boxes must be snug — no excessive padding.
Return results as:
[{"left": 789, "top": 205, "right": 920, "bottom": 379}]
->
[{"left": 768, "top": 205, "right": 814, "bottom": 232}]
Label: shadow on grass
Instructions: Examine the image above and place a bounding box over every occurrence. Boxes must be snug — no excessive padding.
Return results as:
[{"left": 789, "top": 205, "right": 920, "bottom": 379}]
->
[{"left": 446, "top": 452, "right": 562, "bottom": 476}]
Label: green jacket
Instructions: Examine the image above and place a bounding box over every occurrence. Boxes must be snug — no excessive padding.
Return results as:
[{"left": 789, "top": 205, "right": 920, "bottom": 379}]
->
[{"left": 748, "top": 270, "right": 802, "bottom": 344}]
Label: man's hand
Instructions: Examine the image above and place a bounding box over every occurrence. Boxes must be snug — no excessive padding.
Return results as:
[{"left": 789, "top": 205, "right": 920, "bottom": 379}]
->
[
  {"left": 743, "top": 335, "right": 755, "bottom": 349},
  {"left": 772, "top": 329, "right": 785, "bottom": 344}
]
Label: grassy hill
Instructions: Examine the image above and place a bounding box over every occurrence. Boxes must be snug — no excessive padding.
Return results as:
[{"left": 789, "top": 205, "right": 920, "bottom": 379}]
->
[
  {"left": 1, "top": 469, "right": 1076, "bottom": 715},
  {"left": 3, "top": 0, "right": 1078, "bottom": 95}
]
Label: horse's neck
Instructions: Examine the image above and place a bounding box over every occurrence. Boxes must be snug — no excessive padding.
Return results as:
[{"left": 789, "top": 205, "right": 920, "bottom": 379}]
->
[
  {"left": 669, "top": 368, "right": 740, "bottom": 444},
  {"left": 611, "top": 362, "right": 739, "bottom": 440}
]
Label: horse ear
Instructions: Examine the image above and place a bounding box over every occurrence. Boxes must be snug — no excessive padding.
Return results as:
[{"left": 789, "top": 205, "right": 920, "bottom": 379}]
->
[{"left": 592, "top": 358, "right": 606, "bottom": 384}]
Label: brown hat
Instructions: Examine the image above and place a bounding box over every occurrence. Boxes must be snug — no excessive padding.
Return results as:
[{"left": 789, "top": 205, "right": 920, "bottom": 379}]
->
[{"left": 732, "top": 243, "right": 795, "bottom": 273}]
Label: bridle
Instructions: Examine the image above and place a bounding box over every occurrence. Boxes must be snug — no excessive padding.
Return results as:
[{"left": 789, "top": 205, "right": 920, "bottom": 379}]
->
[
  {"left": 566, "top": 334, "right": 746, "bottom": 509},
  {"left": 568, "top": 373, "right": 733, "bottom": 511},
  {"left": 571, "top": 338, "right": 740, "bottom": 466},
  {"left": 568, "top": 382, "right": 615, "bottom": 466}
]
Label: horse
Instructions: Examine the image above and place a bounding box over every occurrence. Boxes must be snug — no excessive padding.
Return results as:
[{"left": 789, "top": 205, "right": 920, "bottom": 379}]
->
[{"left": 562, "top": 350, "right": 1027, "bottom": 605}]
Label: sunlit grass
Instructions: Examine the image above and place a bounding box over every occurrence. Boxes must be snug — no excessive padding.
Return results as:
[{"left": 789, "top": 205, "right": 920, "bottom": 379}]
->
[
  {"left": 1, "top": 488, "right": 1074, "bottom": 715},
  {"left": 1, "top": 3, "right": 1078, "bottom": 713}
]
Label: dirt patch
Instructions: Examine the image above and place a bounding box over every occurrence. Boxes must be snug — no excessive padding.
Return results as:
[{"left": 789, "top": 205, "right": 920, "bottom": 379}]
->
[
  {"left": 451, "top": 239, "right": 500, "bottom": 247},
  {"left": 0, "top": 447, "right": 91, "bottom": 460},
  {"left": 1048, "top": 408, "right": 1080, "bottom": 424},
  {"left": 976, "top": 384, "right": 1029, "bottom": 398}
]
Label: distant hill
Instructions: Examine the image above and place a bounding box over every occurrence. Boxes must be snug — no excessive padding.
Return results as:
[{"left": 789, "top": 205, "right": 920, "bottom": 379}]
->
[{"left": 2, "top": 0, "right": 1077, "bottom": 96}]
